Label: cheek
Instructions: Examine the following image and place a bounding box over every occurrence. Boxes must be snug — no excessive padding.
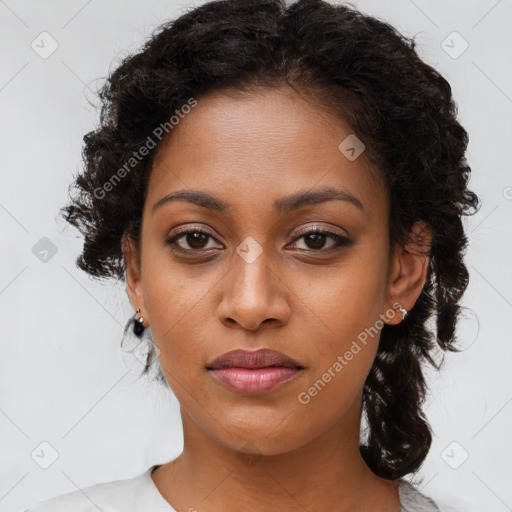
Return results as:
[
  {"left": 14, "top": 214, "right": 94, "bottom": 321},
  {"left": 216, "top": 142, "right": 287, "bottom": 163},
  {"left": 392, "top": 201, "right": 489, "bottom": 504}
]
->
[
  {"left": 290, "top": 316, "right": 379, "bottom": 447},
  {"left": 295, "top": 252, "right": 387, "bottom": 350},
  {"left": 141, "top": 265, "right": 230, "bottom": 401},
  {"left": 141, "top": 267, "right": 200, "bottom": 372},
  {"left": 289, "top": 251, "right": 385, "bottom": 403}
]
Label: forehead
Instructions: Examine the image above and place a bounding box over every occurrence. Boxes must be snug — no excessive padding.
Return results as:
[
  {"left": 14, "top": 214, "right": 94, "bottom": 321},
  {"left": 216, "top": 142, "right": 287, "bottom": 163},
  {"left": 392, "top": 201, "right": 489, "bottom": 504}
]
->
[{"left": 147, "top": 86, "right": 388, "bottom": 221}]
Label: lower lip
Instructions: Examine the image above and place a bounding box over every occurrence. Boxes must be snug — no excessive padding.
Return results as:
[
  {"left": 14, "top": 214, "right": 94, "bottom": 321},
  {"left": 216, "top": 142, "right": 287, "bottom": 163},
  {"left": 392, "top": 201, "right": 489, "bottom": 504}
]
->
[{"left": 208, "top": 367, "right": 301, "bottom": 395}]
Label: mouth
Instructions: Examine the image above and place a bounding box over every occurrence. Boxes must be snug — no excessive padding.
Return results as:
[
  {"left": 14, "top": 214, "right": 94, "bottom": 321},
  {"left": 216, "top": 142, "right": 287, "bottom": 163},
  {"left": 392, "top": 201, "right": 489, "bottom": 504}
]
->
[
  {"left": 206, "top": 348, "right": 303, "bottom": 370},
  {"left": 205, "top": 348, "right": 304, "bottom": 395}
]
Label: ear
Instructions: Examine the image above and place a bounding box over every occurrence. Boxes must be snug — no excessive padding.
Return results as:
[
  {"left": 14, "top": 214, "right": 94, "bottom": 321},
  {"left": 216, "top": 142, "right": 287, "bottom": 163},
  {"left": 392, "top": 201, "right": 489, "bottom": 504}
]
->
[
  {"left": 122, "top": 233, "right": 147, "bottom": 322},
  {"left": 382, "top": 220, "right": 432, "bottom": 325}
]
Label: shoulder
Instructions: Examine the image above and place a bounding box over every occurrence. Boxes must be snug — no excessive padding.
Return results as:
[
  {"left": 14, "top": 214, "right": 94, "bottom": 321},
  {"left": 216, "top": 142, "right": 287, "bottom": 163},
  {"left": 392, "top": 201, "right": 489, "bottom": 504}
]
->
[
  {"left": 24, "top": 467, "right": 156, "bottom": 512},
  {"left": 398, "top": 479, "right": 442, "bottom": 512}
]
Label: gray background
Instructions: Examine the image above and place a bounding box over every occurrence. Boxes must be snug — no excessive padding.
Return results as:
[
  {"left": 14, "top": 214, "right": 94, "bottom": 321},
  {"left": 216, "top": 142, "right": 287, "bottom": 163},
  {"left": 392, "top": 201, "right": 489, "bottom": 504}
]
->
[{"left": 1, "top": 1, "right": 511, "bottom": 511}]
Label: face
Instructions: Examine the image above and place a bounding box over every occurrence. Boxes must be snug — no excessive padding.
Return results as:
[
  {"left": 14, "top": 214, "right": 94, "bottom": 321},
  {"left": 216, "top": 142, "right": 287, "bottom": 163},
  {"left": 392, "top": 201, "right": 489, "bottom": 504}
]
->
[{"left": 124, "top": 86, "right": 430, "bottom": 456}]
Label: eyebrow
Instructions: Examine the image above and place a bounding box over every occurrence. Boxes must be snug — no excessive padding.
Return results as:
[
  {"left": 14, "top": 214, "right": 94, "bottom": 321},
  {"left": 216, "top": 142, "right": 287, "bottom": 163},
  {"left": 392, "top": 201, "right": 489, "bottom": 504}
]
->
[{"left": 151, "top": 187, "right": 364, "bottom": 215}]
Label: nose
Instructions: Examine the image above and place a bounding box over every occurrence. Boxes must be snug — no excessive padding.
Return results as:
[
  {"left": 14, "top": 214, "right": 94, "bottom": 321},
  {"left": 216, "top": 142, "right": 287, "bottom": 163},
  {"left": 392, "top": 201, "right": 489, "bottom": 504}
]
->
[{"left": 216, "top": 250, "right": 291, "bottom": 332}]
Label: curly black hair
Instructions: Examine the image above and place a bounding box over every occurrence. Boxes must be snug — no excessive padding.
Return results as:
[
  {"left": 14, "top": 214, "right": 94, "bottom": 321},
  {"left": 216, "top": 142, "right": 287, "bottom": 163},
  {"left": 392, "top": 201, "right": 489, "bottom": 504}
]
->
[{"left": 60, "top": 0, "right": 480, "bottom": 481}]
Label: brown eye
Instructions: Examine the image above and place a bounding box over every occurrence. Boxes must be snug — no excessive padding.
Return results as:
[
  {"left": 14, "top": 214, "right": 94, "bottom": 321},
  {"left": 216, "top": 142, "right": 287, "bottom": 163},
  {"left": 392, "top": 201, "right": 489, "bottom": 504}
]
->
[
  {"left": 184, "top": 232, "right": 209, "bottom": 249},
  {"left": 166, "top": 229, "right": 222, "bottom": 252},
  {"left": 303, "top": 232, "right": 328, "bottom": 250},
  {"left": 288, "top": 229, "right": 352, "bottom": 252}
]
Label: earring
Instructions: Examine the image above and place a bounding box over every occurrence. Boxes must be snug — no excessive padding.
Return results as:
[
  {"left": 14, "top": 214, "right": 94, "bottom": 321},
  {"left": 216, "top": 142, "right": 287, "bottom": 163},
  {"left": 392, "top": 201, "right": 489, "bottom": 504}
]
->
[
  {"left": 133, "top": 308, "right": 145, "bottom": 337},
  {"left": 397, "top": 305, "right": 408, "bottom": 321}
]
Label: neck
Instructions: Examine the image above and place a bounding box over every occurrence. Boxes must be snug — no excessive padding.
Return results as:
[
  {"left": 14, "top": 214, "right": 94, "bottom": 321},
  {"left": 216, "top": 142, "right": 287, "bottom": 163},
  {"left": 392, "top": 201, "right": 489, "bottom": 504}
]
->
[{"left": 152, "top": 398, "right": 400, "bottom": 511}]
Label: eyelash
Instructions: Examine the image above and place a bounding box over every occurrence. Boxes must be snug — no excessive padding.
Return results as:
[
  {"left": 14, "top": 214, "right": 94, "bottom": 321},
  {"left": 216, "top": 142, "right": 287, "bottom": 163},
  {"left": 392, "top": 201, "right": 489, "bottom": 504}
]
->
[{"left": 165, "top": 227, "right": 351, "bottom": 254}]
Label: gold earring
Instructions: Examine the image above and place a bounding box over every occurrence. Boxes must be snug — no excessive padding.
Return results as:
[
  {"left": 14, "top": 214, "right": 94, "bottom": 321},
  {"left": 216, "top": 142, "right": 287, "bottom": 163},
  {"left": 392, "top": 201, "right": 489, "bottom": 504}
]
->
[{"left": 133, "top": 308, "right": 145, "bottom": 337}]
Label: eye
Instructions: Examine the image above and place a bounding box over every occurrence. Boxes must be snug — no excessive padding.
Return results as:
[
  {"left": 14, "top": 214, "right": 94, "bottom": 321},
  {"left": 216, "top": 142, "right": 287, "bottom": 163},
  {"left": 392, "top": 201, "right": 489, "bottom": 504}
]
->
[
  {"left": 165, "top": 228, "right": 222, "bottom": 252},
  {"left": 287, "top": 228, "right": 352, "bottom": 252},
  {"left": 165, "top": 226, "right": 352, "bottom": 254}
]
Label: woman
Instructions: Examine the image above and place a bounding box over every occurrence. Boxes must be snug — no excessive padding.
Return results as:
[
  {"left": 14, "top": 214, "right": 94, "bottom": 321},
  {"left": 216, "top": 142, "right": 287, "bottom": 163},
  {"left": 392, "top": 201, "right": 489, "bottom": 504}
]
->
[{"left": 26, "top": 0, "right": 480, "bottom": 510}]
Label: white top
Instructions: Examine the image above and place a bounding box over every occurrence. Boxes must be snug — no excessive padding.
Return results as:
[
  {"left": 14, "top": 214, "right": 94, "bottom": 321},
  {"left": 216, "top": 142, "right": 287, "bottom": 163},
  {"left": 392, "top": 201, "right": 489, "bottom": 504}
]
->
[{"left": 25, "top": 465, "right": 441, "bottom": 512}]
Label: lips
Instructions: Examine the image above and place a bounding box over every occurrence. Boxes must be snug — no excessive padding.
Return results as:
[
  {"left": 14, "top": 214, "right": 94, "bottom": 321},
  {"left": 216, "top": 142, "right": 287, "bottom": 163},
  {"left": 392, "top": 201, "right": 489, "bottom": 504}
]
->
[
  {"left": 206, "top": 348, "right": 303, "bottom": 370},
  {"left": 206, "top": 348, "right": 304, "bottom": 395}
]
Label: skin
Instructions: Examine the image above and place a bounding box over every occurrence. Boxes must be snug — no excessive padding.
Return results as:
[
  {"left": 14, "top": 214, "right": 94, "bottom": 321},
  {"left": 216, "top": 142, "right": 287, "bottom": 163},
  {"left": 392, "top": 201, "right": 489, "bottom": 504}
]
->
[{"left": 122, "top": 85, "right": 432, "bottom": 512}]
